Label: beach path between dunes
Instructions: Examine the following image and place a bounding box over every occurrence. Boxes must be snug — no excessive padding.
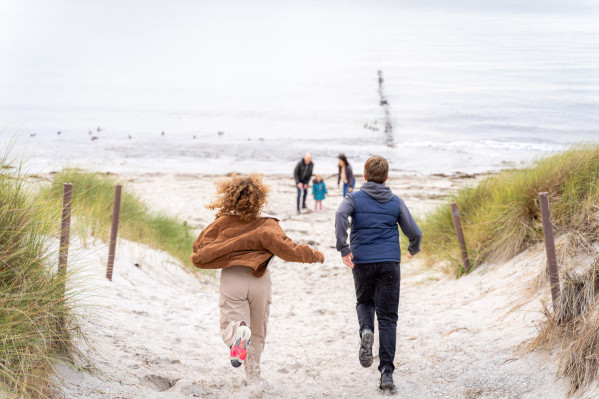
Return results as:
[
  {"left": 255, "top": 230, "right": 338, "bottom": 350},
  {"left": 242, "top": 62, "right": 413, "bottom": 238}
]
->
[{"left": 56, "top": 174, "right": 588, "bottom": 398}]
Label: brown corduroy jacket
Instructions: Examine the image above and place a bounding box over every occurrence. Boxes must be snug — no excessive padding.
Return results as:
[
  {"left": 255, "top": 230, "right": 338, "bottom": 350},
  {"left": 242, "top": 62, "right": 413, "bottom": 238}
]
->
[{"left": 191, "top": 215, "right": 324, "bottom": 277}]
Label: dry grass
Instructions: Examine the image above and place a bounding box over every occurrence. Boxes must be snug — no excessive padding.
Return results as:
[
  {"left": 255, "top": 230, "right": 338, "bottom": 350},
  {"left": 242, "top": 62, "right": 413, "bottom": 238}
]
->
[
  {"left": 0, "top": 153, "right": 80, "bottom": 397},
  {"left": 40, "top": 168, "right": 196, "bottom": 269},
  {"left": 529, "top": 260, "right": 599, "bottom": 395},
  {"left": 420, "top": 145, "right": 599, "bottom": 276}
]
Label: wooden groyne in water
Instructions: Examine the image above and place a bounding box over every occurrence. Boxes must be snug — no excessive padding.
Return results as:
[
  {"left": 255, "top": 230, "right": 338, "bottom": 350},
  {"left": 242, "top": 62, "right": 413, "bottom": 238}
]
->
[{"left": 377, "top": 70, "right": 394, "bottom": 147}]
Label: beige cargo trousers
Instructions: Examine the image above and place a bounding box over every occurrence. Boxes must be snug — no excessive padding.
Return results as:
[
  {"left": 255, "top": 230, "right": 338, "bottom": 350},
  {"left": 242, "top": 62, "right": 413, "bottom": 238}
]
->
[{"left": 219, "top": 265, "right": 272, "bottom": 378}]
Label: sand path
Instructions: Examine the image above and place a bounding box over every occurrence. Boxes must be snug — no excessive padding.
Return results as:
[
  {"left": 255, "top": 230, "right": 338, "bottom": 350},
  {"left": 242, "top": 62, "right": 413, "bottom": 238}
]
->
[{"left": 56, "top": 174, "right": 591, "bottom": 398}]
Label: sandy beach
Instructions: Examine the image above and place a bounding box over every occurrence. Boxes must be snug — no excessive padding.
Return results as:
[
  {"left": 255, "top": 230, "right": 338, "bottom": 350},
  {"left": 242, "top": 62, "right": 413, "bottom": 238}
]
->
[
  {"left": 5, "top": 1, "right": 599, "bottom": 396},
  {"left": 52, "top": 172, "right": 599, "bottom": 398}
]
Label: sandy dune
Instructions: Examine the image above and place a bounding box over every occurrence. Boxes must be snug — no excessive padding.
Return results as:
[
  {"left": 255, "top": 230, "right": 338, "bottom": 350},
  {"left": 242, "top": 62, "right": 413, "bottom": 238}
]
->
[{"left": 55, "top": 174, "right": 597, "bottom": 398}]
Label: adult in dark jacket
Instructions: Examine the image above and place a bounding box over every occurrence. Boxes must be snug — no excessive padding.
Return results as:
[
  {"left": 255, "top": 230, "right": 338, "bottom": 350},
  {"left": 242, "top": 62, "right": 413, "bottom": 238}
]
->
[
  {"left": 335, "top": 155, "right": 422, "bottom": 392},
  {"left": 294, "top": 153, "right": 314, "bottom": 214},
  {"left": 337, "top": 153, "right": 356, "bottom": 197}
]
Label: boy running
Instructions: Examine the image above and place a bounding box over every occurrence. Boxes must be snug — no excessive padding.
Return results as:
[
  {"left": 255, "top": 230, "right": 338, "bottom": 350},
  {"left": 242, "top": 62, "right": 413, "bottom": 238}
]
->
[{"left": 335, "top": 155, "right": 422, "bottom": 392}]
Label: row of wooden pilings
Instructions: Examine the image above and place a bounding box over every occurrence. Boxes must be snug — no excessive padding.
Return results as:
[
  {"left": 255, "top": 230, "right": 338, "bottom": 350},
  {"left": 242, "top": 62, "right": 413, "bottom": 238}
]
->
[
  {"left": 450, "top": 192, "right": 561, "bottom": 308},
  {"left": 57, "top": 183, "right": 122, "bottom": 282}
]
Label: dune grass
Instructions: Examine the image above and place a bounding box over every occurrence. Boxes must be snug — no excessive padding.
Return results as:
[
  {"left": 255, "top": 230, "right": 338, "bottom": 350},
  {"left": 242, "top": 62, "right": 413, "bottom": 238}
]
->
[
  {"left": 41, "top": 168, "right": 196, "bottom": 268},
  {"left": 420, "top": 145, "right": 599, "bottom": 276},
  {"left": 530, "top": 261, "right": 599, "bottom": 395},
  {"left": 0, "top": 157, "right": 77, "bottom": 397}
]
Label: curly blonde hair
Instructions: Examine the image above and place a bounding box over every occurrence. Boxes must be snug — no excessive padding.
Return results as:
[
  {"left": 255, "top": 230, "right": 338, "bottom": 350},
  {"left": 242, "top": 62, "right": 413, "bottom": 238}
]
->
[{"left": 207, "top": 173, "right": 269, "bottom": 221}]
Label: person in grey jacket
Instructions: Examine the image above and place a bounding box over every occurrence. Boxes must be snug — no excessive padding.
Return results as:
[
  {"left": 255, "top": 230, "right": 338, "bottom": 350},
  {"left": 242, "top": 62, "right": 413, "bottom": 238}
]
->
[
  {"left": 294, "top": 153, "right": 314, "bottom": 214},
  {"left": 335, "top": 155, "right": 422, "bottom": 392}
]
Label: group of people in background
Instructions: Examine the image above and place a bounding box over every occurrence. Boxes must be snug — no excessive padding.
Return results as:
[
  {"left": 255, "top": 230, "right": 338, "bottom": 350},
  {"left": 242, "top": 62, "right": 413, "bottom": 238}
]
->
[{"left": 293, "top": 152, "right": 356, "bottom": 214}]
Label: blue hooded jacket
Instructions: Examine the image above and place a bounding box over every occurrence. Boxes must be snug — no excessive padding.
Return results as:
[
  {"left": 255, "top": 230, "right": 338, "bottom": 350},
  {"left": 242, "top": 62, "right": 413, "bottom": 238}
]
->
[
  {"left": 312, "top": 181, "right": 328, "bottom": 200},
  {"left": 335, "top": 182, "right": 422, "bottom": 263}
]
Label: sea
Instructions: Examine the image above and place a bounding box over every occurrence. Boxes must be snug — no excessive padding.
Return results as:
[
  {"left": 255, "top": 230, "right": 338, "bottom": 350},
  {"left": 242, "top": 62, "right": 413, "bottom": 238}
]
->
[{"left": 1, "top": 0, "right": 598, "bottom": 175}]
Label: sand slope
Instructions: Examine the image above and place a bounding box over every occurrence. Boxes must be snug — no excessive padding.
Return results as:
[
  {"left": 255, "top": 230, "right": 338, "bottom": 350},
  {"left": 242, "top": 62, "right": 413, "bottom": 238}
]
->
[{"left": 55, "top": 174, "right": 596, "bottom": 398}]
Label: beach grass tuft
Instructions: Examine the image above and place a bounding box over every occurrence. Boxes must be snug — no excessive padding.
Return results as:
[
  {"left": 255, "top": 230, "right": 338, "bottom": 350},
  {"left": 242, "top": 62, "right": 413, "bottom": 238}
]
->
[
  {"left": 41, "top": 168, "right": 196, "bottom": 268},
  {"left": 420, "top": 145, "right": 599, "bottom": 276},
  {"left": 0, "top": 155, "right": 78, "bottom": 397},
  {"left": 529, "top": 261, "right": 599, "bottom": 395}
]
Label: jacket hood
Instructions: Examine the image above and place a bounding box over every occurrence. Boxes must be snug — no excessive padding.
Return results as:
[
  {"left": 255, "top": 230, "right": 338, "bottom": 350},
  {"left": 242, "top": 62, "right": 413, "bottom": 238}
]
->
[{"left": 359, "top": 181, "right": 395, "bottom": 203}]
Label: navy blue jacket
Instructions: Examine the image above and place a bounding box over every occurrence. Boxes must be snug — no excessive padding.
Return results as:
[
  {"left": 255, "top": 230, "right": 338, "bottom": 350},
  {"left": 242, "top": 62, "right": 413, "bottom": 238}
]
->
[{"left": 335, "top": 182, "right": 422, "bottom": 263}]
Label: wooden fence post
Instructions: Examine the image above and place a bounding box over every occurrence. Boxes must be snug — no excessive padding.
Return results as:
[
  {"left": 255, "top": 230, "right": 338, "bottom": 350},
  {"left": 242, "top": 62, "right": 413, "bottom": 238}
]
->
[
  {"left": 106, "top": 184, "right": 122, "bottom": 281},
  {"left": 451, "top": 202, "right": 471, "bottom": 274},
  {"left": 58, "top": 183, "right": 73, "bottom": 278},
  {"left": 538, "top": 192, "right": 561, "bottom": 308}
]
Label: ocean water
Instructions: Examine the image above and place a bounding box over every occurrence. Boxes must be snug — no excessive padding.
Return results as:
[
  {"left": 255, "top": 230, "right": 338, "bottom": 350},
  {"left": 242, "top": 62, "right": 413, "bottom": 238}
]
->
[{"left": 1, "top": 0, "right": 598, "bottom": 175}]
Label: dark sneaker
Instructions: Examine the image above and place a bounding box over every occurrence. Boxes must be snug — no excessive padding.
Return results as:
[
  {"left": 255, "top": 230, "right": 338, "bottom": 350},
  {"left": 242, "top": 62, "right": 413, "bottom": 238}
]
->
[
  {"left": 380, "top": 369, "right": 395, "bottom": 391},
  {"left": 230, "top": 326, "right": 251, "bottom": 368},
  {"left": 359, "top": 329, "right": 374, "bottom": 368}
]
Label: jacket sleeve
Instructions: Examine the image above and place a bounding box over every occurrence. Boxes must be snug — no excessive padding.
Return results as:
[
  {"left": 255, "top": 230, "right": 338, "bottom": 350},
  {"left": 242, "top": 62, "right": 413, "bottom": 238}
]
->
[
  {"left": 324, "top": 183, "right": 328, "bottom": 194},
  {"left": 260, "top": 221, "right": 324, "bottom": 263},
  {"left": 293, "top": 161, "right": 301, "bottom": 184},
  {"left": 335, "top": 194, "right": 354, "bottom": 257},
  {"left": 398, "top": 198, "right": 423, "bottom": 255},
  {"left": 191, "top": 220, "right": 218, "bottom": 266},
  {"left": 306, "top": 162, "right": 314, "bottom": 184}
]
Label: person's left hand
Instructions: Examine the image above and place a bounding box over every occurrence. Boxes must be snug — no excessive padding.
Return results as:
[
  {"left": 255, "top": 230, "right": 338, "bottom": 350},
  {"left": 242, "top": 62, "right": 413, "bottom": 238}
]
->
[
  {"left": 407, "top": 253, "right": 414, "bottom": 259},
  {"left": 348, "top": 187, "right": 353, "bottom": 193},
  {"left": 303, "top": 184, "right": 308, "bottom": 189},
  {"left": 342, "top": 252, "right": 354, "bottom": 269}
]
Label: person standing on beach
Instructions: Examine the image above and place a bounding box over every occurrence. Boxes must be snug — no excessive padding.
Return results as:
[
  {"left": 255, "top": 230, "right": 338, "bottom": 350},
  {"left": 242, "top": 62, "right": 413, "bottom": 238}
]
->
[
  {"left": 294, "top": 153, "right": 314, "bottom": 214},
  {"left": 312, "top": 174, "right": 328, "bottom": 212},
  {"left": 335, "top": 155, "right": 422, "bottom": 392},
  {"left": 337, "top": 154, "right": 355, "bottom": 197},
  {"left": 191, "top": 174, "right": 324, "bottom": 384}
]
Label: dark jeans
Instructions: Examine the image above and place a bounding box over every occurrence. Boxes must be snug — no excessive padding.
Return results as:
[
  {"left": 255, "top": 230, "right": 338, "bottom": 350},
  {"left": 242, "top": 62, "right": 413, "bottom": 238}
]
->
[
  {"left": 296, "top": 187, "right": 308, "bottom": 210},
  {"left": 352, "top": 261, "right": 400, "bottom": 373}
]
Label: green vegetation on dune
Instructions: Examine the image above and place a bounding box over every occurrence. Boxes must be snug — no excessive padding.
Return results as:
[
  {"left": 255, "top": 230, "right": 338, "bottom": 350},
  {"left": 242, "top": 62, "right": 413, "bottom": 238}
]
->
[
  {"left": 42, "top": 168, "right": 196, "bottom": 268},
  {"left": 421, "top": 145, "right": 599, "bottom": 276},
  {"left": 0, "top": 158, "right": 76, "bottom": 397}
]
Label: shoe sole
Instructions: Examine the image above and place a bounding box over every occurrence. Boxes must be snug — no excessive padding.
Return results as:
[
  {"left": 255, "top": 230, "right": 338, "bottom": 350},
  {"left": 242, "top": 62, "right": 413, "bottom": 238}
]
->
[
  {"left": 359, "top": 331, "right": 374, "bottom": 368},
  {"left": 230, "top": 326, "right": 251, "bottom": 368},
  {"left": 380, "top": 385, "right": 397, "bottom": 395}
]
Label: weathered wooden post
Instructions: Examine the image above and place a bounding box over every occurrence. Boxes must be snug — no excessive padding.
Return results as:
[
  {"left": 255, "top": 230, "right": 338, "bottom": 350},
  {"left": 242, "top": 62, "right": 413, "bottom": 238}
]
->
[
  {"left": 106, "top": 184, "right": 122, "bottom": 281},
  {"left": 539, "top": 192, "right": 561, "bottom": 307},
  {"left": 451, "top": 202, "right": 471, "bottom": 274},
  {"left": 58, "top": 183, "right": 73, "bottom": 278},
  {"left": 57, "top": 183, "right": 72, "bottom": 329}
]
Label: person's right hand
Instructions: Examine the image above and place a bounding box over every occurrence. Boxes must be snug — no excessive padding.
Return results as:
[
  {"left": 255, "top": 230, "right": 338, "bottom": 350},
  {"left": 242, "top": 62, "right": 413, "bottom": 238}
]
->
[
  {"left": 315, "top": 251, "right": 325, "bottom": 264},
  {"left": 297, "top": 183, "right": 303, "bottom": 189},
  {"left": 342, "top": 252, "right": 354, "bottom": 269}
]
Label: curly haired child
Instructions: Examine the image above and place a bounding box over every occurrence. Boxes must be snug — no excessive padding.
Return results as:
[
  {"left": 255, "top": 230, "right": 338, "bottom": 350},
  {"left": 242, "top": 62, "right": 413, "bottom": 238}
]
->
[{"left": 191, "top": 174, "right": 324, "bottom": 383}]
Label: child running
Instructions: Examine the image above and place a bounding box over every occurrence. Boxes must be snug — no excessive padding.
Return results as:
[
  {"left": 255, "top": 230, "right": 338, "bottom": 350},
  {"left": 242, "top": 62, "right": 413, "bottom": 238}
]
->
[
  {"left": 191, "top": 174, "right": 325, "bottom": 383},
  {"left": 312, "top": 175, "right": 328, "bottom": 212},
  {"left": 335, "top": 155, "right": 422, "bottom": 392}
]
